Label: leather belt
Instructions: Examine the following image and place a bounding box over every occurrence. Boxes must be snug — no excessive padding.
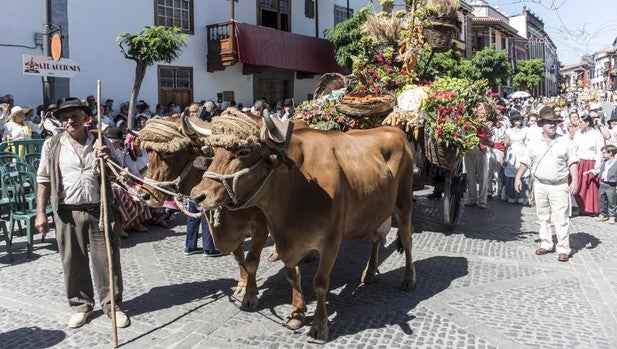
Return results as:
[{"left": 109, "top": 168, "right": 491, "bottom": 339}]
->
[
  {"left": 534, "top": 177, "right": 568, "bottom": 185},
  {"left": 59, "top": 203, "right": 100, "bottom": 211}
]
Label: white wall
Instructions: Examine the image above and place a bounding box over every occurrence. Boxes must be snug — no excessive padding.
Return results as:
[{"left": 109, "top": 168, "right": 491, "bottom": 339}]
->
[
  {"left": 0, "top": 0, "right": 46, "bottom": 108},
  {"left": 1, "top": 0, "right": 358, "bottom": 109}
]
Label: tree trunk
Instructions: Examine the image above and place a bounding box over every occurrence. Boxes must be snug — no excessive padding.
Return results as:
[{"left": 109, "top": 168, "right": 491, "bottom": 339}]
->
[{"left": 127, "top": 62, "right": 148, "bottom": 130}]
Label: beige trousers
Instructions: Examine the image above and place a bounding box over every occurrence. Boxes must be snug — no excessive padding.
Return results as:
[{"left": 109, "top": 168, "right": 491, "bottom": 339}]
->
[{"left": 534, "top": 181, "right": 571, "bottom": 255}]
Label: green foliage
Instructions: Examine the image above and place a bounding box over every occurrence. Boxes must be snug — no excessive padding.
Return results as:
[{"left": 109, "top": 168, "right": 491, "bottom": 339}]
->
[
  {"left": 417, "top": 48, "right": 478, "bottom": 81},
  {"left": 471, "top": 46, "right": 511, "bottom": 90},
  {"left": 117, "top": 26, "right": 188, "bottom": 65},
  {"left": 512, "top": 58, "right": 545, "bottom": 91},
  {"left": 324, "top": 9, "right": 371, "bottom": 70}
]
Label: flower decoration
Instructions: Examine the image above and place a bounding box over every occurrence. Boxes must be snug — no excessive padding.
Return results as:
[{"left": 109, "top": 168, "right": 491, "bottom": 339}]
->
[
  {"left": 352, "top": 48, "right": 415, "bottom": 95},
  {"left": 294, "top": 98, "right": 384, "bottom": 131},
  {"left": 422, "top": 77, "right": 492, "bottom": 156}
]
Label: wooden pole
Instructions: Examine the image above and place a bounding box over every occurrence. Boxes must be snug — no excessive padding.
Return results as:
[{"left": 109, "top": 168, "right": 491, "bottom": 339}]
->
[{"left": 97, "top": 80, "right": 118, "bottom": 348}]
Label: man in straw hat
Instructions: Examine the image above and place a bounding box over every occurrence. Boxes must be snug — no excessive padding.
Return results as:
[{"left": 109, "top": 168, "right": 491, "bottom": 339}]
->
[
  {"left": 35, "top": 97, "right": 130, "bottom": 328},
  {"left": 515, "top": 106, "right": 579, "bottom": 262}
]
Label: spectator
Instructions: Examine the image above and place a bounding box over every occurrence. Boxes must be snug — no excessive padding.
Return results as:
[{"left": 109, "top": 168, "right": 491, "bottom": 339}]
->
[
  {"left": 515, "top": 106, "right": 579, "bottom": 262},
  {"left": 35, "top": 97, "right": 130, "bottom": 328},
  {"left": 42, "top": 104, "right": 63, "bottom": 137},
  {"left": 572, "top": 113, "right": 604, "bottom": 215},
  {"left": 3, "top": 106, "right": 33, "bottom": 141},
  {"left": 584, "top": 145, "right": 617, "bottom": 224}
]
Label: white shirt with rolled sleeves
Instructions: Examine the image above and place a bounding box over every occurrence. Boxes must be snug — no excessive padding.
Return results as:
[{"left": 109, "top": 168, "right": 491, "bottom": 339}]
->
[
  {"left": 36, "top": 132, "right": 119, "bottom": 205},
  {"left": 519, "top": 133, "right": 579, "bottom": 182}
]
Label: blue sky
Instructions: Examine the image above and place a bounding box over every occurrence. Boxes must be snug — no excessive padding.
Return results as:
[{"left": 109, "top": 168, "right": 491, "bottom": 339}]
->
[{"left": 486, "top": 0, "right": 617, "bottom": 65}]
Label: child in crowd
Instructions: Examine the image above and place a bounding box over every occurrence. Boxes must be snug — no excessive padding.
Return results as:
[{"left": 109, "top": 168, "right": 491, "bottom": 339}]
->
[{"left": 585, "top": 145, "right": 617, "bottom": 224}]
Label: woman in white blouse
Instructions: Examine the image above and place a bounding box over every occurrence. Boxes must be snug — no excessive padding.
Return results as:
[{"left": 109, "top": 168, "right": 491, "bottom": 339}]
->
[
  {"left": 3, "top": 106, "right": 33, "bottom": 141},
  {"left": 573, "top": 113, "right": 605, "bottom": 215}
]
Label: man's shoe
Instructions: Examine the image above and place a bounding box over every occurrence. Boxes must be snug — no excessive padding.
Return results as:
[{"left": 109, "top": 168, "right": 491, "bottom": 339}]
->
[
  {"left": 68, "top": 311, "right": 93, "bottom": 328},
  {"left": 608, "top": 217, "right": 616, "bottom": 224},
  {"left": 535, "top": 248, "right": 553, "bottom": 255},
  {"left": 557, "top": 253, "right": 569, "bottom": 262},
  {"left": 119, "top": 229, "right": 129, "bottom": 238},
  {"left": 595, "top": 215, "right": 608, "bottom": 222},
  {"left": 204, "top": 249, "right": 222, "bottom": 257},
  {"left": 108, "top": 310, "right": 130, "bottom": 328},
  {"left": 132, "top": 223, "right": 148, "bottom": 232},
  {"left": 184, "top": 247, "right": 202, "bottom": 256}
]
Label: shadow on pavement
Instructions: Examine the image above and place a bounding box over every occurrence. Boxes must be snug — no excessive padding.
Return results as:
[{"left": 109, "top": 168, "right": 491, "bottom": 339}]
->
[
  {"left": 569, "top": 232, "right": 601, "bottom": 255},
  {"left": 0, "top": 326, "right": 66, "bottom": 348},
  {"left": 123, "top": 279, "right": 236, "bottom": 317}
]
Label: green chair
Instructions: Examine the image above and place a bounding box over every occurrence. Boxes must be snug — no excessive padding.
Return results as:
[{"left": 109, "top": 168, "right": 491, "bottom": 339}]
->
[
  {"left": 4, "top": 171, "right": 39, "bottom": 258},
  {"left": 23, "top": 152, "right": 42, "bottom": 172},
  {"left": 0, "top": 218, "right": 11, "bottom": 261},
  {"left": 0, "top": 139, "right": 45, "bottom": 158}
]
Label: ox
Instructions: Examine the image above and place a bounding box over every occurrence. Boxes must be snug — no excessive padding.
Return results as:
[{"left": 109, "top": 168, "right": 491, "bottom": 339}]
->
[
  {"left": 189, "top": 110, "right": 416, "bottom": 343},
  {"left": 136, "top": 114, "right": 271, "bottom": 310}
]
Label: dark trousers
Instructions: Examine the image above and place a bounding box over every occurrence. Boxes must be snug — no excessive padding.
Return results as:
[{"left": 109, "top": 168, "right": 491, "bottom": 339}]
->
[
  {"left": 185, "top": 201, "right": 215, "bottom": 252},
  {"left": 55, "top": 205, "right": 123, "bottom": 314},
  {"left": 598, "top": 182, "right": 617, "bottom": 218}
]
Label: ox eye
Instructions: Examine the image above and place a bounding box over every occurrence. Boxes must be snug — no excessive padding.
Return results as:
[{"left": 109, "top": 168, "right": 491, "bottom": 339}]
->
[{"left": 235, "top": 149, "right": 251, "bottom": 158}]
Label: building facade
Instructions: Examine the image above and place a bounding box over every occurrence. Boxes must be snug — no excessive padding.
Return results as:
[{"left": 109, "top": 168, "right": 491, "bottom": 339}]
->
[
  {"left": 508, "top": 7, "right": 559, "bottom": 97},
  {"left": 0, "top": 0, "right": 365, "bottom": 110}
]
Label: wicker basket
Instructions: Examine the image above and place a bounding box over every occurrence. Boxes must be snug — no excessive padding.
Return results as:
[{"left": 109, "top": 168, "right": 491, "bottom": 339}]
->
[
  {"left": 424, "top": 18, "right": 459, "bottom": 53},
  {"left": 423, "top": 129, "right": 460, "bottom": 170},
  {"left": 336, "top": 93, "right": 395, "bottom": 117}
]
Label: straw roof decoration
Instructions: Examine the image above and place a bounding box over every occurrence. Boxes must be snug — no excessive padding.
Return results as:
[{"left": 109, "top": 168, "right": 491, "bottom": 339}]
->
[{"left": 209, "top": 109, "right": 262, "bottom": 149}]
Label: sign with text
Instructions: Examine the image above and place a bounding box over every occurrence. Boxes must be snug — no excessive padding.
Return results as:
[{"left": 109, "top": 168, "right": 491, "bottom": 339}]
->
[{"left": 22, "top": 54, "right": 81, "bottom": 78}]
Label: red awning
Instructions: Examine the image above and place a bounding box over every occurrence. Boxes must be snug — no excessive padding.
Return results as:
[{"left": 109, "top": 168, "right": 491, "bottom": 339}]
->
[{"left": 234, "top": 21, "right": 347, "bottom": 75}]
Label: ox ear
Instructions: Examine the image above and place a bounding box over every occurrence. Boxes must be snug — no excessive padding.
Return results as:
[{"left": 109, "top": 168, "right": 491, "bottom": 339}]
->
[
  {"left": 262, "top": 110, "right": 293, "bottom": 147},
  {"left": 183, "top": 114, "right": 212, "bottom": 137}
]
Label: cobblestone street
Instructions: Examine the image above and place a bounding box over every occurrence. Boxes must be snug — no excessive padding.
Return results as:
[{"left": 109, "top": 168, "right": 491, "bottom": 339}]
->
[{"left": 1, "top": 189, "right": 617, "bottom": 348}]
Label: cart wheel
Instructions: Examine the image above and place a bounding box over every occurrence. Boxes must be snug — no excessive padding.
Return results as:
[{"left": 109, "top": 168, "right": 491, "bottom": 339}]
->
[{"left": 443, "top": 161, "right": 465, "bottom": 230}]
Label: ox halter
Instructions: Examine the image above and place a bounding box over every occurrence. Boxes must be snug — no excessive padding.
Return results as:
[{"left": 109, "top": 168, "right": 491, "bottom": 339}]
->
[
  {"left": 201, "top": 158, "right": 273, "bottom": 210},
  {"left": 142, "top": 158, "right": 197, "bottom": 196}
]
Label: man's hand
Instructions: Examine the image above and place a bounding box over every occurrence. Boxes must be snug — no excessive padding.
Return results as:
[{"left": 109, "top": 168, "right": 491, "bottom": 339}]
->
[
  {"left": 35, "top": 213, "right": 50, "bottom": 236},
  {"left": 514, "top": 176, "right": 522, "bottom": 193},
  {"left": 569, "top": 181, "right": 579, "bottom": 195},
  {"left": 95, "top": 144, "right": 112, "bottom": 160}
]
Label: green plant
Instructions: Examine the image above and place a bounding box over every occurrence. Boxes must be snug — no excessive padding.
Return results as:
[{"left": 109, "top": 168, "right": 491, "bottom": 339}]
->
[
  {"left": 117, "top": 26, "right": 188, "bottom": 129},
  {"left": 425, "top": 0, "right": 460, "bottom": 19},
  {"left": 324, "top": 8, "right": 372, "bottom": 70},
  {"left": 422, "top": 77, "right": 492, "bottom": 156},
  {"left": 512, "top": 58, "right": 545, "bottom": 91},
  {"left": 294, "top": 98, "right": 383, "bottom": 131}
]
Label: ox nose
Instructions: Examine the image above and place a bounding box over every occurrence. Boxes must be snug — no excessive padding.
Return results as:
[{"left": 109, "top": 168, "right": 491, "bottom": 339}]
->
[{"left": 191, "top": 193, "right": 206, "bottom": 204}]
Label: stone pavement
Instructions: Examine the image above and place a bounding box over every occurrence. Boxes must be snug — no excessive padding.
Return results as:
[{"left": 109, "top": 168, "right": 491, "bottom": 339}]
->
[{"left": 1, "top": 191, "right": 617, "bottom": 349}]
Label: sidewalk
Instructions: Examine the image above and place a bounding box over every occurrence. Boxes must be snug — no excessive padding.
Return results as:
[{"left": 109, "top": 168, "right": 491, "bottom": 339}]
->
[{"left": 1, "top": 192, "right": 616, "bottom": 348}]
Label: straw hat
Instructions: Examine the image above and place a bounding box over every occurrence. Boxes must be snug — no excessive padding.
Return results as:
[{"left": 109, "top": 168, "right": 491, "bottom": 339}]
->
[{"left": 8, "top": 106, "right": 31, "bottom": 122}]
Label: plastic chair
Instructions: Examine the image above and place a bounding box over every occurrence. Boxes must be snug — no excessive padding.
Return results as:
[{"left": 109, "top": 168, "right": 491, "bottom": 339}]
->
[
  {"left": 4, "top": 171, "right": 39, "bottom": 258},
  {"left": 0, "top": 153, "right": 24, "bottom": 165},
  {"left": 0, "top": 139, "right": 45, "bottom": 157},
  {"left": 23, "top": 152, "right": 42, "bottom": 172},
  {"left": 0, "top": 218, "right": 10, "bottom": 261}
]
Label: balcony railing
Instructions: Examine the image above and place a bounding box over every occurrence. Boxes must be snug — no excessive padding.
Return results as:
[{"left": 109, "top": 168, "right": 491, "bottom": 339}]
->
[{"left": 206, "top": 21, "right": 238, "bottom": 72}]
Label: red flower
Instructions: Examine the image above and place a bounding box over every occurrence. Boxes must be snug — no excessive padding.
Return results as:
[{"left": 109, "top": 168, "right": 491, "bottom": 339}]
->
[
  {"left": 377, "top": 56, "right": 384, "bottom": 63},
  {"left": 373, "top": 86, "right": 381, "bottom": 94},
  {"left": 453, "top": 132, "right": 459, "bottom": 138},
  {"left": 464, "top": 121, "right": 472, "bottom": 130},
  {"left": 437, "top": 128, "right": 443, "bottom": 136},
  {"left": 457, "top": 102, "right": 464, "bottom": 114}
]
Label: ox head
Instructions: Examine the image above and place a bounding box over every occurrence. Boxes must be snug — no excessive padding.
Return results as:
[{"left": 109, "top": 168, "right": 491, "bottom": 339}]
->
[
  {"left": 137, "top": 115, "right": 212, "bottom": 207},
  {"left": 188, "top": 109, "right": 293, "bottom": 210}
]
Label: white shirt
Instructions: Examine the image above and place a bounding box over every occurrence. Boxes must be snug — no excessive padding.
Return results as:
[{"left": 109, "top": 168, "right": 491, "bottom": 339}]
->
[
  {"left": 123, "top": 149, "right": 149, "bottom": 179},
  {"left": 573, "top": 129, "right": 604, "bottom": 161},
  {"left": 3, "top": 121, "right": 32, "bottom": 140},
  {"left": 37, "top": 132, "right": 119, "bottom": 205},
  {"left": 520, "top": 133, "right": 578, "bottom": 181}
]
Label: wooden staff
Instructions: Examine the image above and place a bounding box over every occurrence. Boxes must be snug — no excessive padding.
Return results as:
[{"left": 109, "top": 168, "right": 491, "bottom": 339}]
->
[{"left": 97, "top": 80, "right": 118, "bottom": 347}]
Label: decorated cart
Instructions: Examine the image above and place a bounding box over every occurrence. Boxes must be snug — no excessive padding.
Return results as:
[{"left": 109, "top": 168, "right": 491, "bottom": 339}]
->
[{"left": 294, "top": 0, "right": 494, "bottom": 229}]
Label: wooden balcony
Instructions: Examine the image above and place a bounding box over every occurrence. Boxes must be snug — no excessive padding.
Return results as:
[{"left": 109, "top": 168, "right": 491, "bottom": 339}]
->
[{"left": 206, "top": 21, "right": 238, "bottom": 72}]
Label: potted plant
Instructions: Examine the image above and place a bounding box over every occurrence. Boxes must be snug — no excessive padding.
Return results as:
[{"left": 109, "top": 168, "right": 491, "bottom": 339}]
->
[
  {"left": 422, "top": 0, "right": 461, "bottom": 52},
  {"left": 421, "top": 77, "right": 492, "bottom": 168}
]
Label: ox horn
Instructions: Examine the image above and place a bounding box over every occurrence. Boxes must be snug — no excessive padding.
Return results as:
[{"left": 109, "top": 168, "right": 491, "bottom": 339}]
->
[
  {"left": 183, "top": 114, "right": 212, "bottom": 137},
  {"left": 262, "top": 109, "right": 293, "bottom": 146}
]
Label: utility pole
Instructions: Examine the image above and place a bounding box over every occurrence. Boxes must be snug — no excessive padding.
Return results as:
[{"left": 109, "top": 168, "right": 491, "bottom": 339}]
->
[{"left": 42, "top": 0, "right": 54, "bottom": 106}]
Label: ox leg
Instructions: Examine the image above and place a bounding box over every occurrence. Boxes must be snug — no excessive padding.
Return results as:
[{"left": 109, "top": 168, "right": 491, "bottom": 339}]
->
[
  {"left": 361, "top": 241, "right": 380, "bottom": 285},
  {"left": 394, "top": 210, "right": 416, "bottom": 291},
  {"left": 307, "top": 247, "right": 339, "bottom": 344},
  {"left": 283, "top": 266, "right": 306, "bottom": 330},
  {"left": 240, "top": 229, "right": 268, "bottom": 310},
  {"left": 231, "top": 245, "right": 249, "bottom": 298}
]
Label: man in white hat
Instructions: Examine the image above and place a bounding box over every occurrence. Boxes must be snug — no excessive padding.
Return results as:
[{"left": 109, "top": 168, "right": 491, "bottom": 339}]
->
[{"left": 515, "top": 106, "right": 579, "bottom": 262}]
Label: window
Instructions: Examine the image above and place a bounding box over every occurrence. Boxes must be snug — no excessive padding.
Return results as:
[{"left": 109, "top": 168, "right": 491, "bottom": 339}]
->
[
  {"left": 259, "top": 0, "right": 290, "bottom": 32},
  {"left": 334, "top": 5, "right": 352, "bottom": 26},
  {"left": 155, "top": 0, "right": 194, "bottom": 34},
  {"left": 159, "top": 66, "right": 192, "bottom": 89}
]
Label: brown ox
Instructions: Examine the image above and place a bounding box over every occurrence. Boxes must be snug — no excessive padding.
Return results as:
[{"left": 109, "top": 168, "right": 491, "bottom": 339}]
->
[
  {"left": 189, "top": 111, "right": 416, "bottom": 343},
  {"left": 136, "top": 115, "right": 270, "bottom": 310}
]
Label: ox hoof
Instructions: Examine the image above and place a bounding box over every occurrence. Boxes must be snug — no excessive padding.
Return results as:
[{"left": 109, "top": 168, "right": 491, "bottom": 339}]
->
[
  {"left": 400, "top": 279, "right": 416, "bottom": 292},
  {"left": 240, "top": 294, "right": 259, "bottom": 311},
  {"left": 361, "top": 268, "right": 380, "bottom": 285},
  {"left": 283, "top": 313, "right": 306, "bottom": 330},
  {"left": 306, "top": 321, "right": 329, "bottom": 344},
  {"left": 267, "top": 250, "right": 279, "bottom": 262}
]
